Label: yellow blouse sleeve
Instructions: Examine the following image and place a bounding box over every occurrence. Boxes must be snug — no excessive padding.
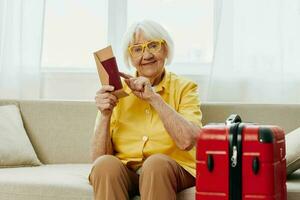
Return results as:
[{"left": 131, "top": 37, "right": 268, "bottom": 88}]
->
[{"left": 178, "top": 82, "right": 202, "bottom": 127}]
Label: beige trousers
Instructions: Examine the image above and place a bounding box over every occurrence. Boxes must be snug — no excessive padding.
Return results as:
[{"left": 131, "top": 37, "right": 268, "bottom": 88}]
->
[{"left": 88, "top": 154, "right": 195, "bottom": 200}]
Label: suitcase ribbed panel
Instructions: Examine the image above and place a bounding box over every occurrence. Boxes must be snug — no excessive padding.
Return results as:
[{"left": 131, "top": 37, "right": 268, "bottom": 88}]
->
[{"left": 196, "top": 122, "right": 287, "bottom": 200}]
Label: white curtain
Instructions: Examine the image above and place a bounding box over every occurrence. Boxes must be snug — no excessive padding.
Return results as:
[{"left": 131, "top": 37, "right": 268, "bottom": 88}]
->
[
  {"left": 0, "top": 0, "right": 45, "bottom": 99},
  {"left": 207, "top": 0, "right": 300, "bottom": 103}
]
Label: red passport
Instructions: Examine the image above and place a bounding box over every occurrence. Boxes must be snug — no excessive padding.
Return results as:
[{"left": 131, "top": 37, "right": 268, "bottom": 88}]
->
[{"left": 94, "top": 46, "right": 128, "bottom": 98}]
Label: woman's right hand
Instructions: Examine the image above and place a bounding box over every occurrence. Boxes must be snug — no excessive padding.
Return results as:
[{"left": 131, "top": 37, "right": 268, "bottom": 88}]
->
[{"left": 95, "top": 85, "right": 118, "bottom": 117}]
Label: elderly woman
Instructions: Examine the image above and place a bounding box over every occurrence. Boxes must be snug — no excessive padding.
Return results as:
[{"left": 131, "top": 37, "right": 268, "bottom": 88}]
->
[{"left": 89, "top": 20, "right": 202, "bottom": 200}]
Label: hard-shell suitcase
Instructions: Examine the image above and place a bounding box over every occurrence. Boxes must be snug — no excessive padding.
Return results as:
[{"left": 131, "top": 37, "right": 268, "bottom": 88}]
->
[{"left": 196, "top": 114, "right": 287, "bottom": 200}]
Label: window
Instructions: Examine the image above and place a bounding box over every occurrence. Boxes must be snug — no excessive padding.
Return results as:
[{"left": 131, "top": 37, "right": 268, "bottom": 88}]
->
[
  {"left": 41, "top": 0, "right": 108, "bottom": 69},
  {"left": 127, "top": 0, "right": 214, "bottom": 64},
  {"left": 41, "top": 0, "right": 214, "bottom": 74}
]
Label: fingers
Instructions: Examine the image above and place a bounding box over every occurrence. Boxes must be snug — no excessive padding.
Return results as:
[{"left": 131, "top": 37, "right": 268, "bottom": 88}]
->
[
  {"left": 119, "top": 72, "right": 133, "bottom": 79},
  {"left": 134, "top": 79, "right": 147, "bottom": 91},
  {"left": 97, "top": 85, "right": 115, "bottom": 94},
  {"left": 124, "top": 77, "right": 150, "bottom": 92},
  {"left": 124, "top": 78, "right": 131, "bottom": 87},
  {"left": 100, "top": 97, "right": 117, "bottom": 107},
  {"left": 132, "top": 91, "right": 143, "bottom": 99},
  {"left": 97, "top": 102, "right": 114, "bottom": 111},
  {"left": 95, "top": 96, "right": 117, "bottom": 113},
  {"left": 101, "top": 92, "right": 118, "bottom": 102},
  {"left": 95, "top": 85, "right": 118, "bottom": 113},
  {"left": 95, "top": 92, "right": 118, "bottom": 105}
]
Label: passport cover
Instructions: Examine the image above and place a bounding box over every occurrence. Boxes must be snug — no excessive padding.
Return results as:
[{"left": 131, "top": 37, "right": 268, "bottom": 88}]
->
[{"left": 94, "top": 46, "right": 128, "bottom": 98}]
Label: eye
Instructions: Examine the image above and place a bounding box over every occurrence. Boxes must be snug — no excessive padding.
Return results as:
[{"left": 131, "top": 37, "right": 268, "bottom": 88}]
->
[
  {"left": 148, "top": 41, "right": 159, "bottom": 49},
  {"left": 131, "top": 46, "right": 143, "bottom": 53}
]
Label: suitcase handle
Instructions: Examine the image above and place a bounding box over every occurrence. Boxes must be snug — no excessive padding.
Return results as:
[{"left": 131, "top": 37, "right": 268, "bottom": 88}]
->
[
  {"left": 207, "top": 154, "right": 214, "bottom": 172},
  {"left": 252, "top": 156, "right": 260, "bottom": 174},
  {"left": 226, "top": 114, "right": 242, "bottom": 125}
]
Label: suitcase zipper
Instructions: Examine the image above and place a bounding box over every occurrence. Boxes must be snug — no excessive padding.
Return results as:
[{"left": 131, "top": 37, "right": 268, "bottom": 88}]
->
[
  {"left": 229, "top": 122, "right": 243, "bottom": 200},
  {"left": 231, "top": 146, "right": 237, "bottom": 167}
]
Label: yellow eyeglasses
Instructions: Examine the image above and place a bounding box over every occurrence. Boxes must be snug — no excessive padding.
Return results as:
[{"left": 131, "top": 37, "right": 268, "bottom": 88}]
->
[{"left": 128, "top": 39, "right": 165, "bottom": 58}]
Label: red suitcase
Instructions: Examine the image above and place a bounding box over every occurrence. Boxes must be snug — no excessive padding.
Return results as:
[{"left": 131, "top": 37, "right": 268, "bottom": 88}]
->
[{"left": 196, "top": 114, "right": 287, "bottom": 200}]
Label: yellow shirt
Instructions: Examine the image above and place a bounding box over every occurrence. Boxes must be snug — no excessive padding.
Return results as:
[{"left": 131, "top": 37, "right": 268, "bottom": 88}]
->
[{"left": 97, "top": 70, "right": 202, "bottom": 177}]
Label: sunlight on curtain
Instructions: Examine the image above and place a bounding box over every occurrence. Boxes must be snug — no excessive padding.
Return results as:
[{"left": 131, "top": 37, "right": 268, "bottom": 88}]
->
[
  {"left": 0, "top": 0, "right": 44, "bottom": 99},
  {"left": 207, "top": 0, "right": 300, "bottom": 103}
]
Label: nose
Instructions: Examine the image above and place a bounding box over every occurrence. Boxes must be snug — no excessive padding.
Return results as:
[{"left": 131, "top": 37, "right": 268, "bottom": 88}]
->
[{"left": 142, "top": 48, "right": 154, "bottom": 60}]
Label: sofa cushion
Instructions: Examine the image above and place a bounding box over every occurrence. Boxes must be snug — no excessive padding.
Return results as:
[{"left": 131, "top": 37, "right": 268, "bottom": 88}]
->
[
  {"left": 287, "top": 169, "right": 300, "bottom": 200},
  {"left": 0, "top": 105, "right": 41, "bottom": 167},
  {"left": 0, "top": 164, "right": 93, "bottom": 200},
  {"left": 0, "top": 164, "right": 195, "bottom": 200},
  {"left": 286, "top": 127, "right": 300, "bottom": 175}
]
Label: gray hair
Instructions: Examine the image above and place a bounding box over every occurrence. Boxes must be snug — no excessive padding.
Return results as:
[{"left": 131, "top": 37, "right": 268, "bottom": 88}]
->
[{"left": 122, "top": 20, "right": 174, "bottom": 67}]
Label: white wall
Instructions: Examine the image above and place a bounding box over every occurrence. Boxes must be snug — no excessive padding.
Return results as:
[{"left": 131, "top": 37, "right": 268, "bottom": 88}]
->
[{"left": 41, "top": 72, "right": 208, "bottom": 102}]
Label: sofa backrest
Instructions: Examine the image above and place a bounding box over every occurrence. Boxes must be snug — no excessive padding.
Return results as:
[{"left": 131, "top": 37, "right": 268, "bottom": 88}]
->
[
  {"left": 0, "top": 100, "right": 97, "bottom": 164},
  {"left": 0, "top": 99, "right": 300, "bottom": 164},
  {"left": 201, "top": 103, "right": 300, "bottom": 133}
]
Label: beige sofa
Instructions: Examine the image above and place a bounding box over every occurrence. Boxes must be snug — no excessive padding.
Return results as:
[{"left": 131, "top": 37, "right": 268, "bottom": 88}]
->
[{"left": 0, "top": 99, "right": 300, "bottom": 200}]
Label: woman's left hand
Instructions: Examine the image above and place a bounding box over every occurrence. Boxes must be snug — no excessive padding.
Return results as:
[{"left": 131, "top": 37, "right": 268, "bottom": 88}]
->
[{"left": 120, "top": 72, "right": 157, "bottom": 101}]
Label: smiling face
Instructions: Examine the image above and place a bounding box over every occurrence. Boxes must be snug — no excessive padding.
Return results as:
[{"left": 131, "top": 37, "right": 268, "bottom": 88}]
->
[{"left": 129, "top": 30, "right": 168, "bottom": 85}]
